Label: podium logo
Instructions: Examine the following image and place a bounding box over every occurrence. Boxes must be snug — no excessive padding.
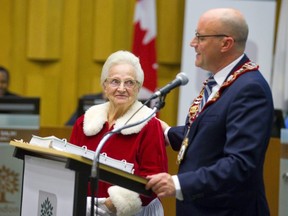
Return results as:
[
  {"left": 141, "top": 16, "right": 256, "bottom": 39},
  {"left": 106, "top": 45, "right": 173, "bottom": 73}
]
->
[
  {"left": 38, "top": 190, "right": 57, "bottom": 216},
  {"left": 0, "top": 165, "right": 19, "bottom": 203}
]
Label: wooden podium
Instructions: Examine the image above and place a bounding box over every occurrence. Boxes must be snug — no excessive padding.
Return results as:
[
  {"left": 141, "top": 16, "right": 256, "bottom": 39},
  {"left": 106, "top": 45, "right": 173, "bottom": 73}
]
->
[{"left": 10, "top": 140, "right": 152, "bottom": 216}]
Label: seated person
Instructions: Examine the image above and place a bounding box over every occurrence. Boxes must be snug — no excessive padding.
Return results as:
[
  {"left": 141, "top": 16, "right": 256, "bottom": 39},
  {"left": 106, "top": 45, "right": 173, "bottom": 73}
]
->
[
  {"left": 66, "top": 92, "right": 106, "bottom": 126},
  {"left": 0, "top": 66, "right": 19, "bottom": 97}
]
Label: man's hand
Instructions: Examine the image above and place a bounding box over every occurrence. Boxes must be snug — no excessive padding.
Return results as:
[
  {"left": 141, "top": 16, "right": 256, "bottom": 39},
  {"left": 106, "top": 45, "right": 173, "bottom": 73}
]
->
[
  {"left": 146, "top": 173, "right": 176, "bottom": 198},
  {"left": 156, "top": 118, "right": 171, "bottom": 146},
  {"left": 156, "top": 118, "right": 170, "bottom": 133}
]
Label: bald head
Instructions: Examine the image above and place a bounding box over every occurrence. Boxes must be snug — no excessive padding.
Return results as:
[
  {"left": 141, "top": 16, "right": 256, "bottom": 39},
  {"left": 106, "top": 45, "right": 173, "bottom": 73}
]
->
[
  {"left": 200, "top": 8, "right": 249, "bottom": 50},
  {"left": 191, "top": 8, "right": 249, "bottom": 72}
]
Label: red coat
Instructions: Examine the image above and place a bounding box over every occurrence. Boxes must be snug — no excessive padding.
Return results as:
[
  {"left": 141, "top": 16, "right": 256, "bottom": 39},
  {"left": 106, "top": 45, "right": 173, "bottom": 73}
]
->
[{"left": 70, "top": 101, "right": 168, "bottom": 205}]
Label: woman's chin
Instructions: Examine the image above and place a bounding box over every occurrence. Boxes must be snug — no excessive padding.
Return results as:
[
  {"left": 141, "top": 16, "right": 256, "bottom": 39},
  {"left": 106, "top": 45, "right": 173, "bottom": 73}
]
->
[{"left": 114, "top": 99, "right": 132, "bottom": 106}]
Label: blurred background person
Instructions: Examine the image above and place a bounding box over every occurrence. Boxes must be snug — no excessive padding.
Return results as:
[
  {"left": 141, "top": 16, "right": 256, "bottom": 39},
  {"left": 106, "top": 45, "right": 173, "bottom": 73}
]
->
[
  {"left": 0, "top": 66, "right": 19, "bottom": 97},
  {"left": 65, "top": 92, "right": 106, "bottom": 126}
]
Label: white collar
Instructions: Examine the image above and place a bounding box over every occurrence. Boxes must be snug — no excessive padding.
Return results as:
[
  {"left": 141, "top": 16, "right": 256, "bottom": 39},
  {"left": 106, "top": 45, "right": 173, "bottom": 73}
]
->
[
  {"left": 208, "top": 55, "right": 244, "bottom": 101},
  {"left": 83, "top": 101, "right": 154, "bottom": 136},
  {"left": 214, "top": 54, "right": 244, "bottom": 86}
]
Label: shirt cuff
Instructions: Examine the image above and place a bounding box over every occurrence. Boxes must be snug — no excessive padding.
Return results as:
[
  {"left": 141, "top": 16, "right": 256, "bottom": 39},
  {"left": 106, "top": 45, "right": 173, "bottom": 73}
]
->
[
  {"left": 164, "top": 127, "right": 171, "bottom": 146},
  {"left": 172, "top": 175, "right": 183, "bottom": 201}
]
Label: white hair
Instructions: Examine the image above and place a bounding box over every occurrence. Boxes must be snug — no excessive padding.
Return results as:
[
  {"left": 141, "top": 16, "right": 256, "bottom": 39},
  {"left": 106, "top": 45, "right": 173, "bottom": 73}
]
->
[{"left": 100, "top": 50, "right": 144, "bottom": 86}]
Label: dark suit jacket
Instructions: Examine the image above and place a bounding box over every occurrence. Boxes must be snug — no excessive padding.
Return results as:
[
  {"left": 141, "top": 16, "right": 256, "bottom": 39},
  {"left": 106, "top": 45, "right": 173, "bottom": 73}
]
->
[{"left": 168, "top": 55, "right": 273, "bottom": 216}]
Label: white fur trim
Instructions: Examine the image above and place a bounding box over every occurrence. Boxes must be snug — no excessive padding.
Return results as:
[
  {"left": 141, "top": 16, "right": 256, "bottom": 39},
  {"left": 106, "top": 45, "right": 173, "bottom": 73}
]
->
[
  {"left": 108, "top": 186, "right": 142, "bottom": 216},
  {"left": 83, "top": 102, "right": 109, "bottom": 136},
  {"left": 83, "top": 101, "right": 154, "bottom": 136}
]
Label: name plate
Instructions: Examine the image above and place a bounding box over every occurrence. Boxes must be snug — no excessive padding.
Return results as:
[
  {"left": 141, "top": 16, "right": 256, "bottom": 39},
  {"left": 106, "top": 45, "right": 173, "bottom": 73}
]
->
[{"left": 0, "top": 128, "right": 39, "bottom": 143}]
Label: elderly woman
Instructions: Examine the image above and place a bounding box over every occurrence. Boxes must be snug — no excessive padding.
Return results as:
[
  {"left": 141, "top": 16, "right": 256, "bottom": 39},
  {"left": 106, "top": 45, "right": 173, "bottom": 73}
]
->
[{"left": 70, "top": 50, "right": 168, "bottom": 216}]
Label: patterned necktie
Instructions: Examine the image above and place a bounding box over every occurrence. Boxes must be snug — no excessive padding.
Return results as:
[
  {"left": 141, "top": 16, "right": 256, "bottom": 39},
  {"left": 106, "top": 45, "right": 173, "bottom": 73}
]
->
[{"left": 200, "top": 76, "right": 217, "bottom": 110}]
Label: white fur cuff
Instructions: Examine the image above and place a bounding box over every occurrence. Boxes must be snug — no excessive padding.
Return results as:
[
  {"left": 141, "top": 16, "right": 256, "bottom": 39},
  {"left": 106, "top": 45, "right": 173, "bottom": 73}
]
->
[{"left": 108, "top": 186, "right": 142, "bottom": 216}]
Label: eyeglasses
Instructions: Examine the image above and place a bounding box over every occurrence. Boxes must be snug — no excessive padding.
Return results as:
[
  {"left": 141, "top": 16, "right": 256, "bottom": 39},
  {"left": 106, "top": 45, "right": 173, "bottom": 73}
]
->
[
  {"left": 105, "top": 78, "right": 139, "bottom": 89},
  {"left": 194, "top": 32, "right": 229, "bottom": 43}
]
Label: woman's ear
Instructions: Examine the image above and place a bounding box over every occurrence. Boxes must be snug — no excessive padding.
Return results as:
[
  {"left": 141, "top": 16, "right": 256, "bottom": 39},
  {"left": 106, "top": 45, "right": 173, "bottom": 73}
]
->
[{"left": 102, "top": 83, "right": 108, "bottom": 95}]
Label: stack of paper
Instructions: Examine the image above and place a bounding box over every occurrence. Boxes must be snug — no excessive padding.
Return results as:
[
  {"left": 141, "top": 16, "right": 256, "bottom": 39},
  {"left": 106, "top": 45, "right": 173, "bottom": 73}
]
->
[{"left": 29, "top": 135, "right": 135, "bottom": 174}]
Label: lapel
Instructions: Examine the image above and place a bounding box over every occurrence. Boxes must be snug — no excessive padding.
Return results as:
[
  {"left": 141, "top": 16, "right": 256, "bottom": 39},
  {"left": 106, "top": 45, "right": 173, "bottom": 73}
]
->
[
  {"left": 228, "top": 54, "right": 250, "bottom": 78},
  {"left": 187, "top": 54, "right": 257, "bottom": 141}
]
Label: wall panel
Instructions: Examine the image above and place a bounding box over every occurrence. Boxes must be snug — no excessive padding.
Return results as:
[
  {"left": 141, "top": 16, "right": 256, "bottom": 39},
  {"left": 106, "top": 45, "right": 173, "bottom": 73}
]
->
[
  {"left": 93, "top": 0, "right": 135, "bottom": 61},
  {"left": 0, "top": 0, "right": 12, "bottom": 65},
  {"left": 93, "top": 0, "right": 115, "bottom": 61},
  {"left": 58, "top": 0, "right": 81, "bottom": 125},
  {"left": 10, "top": 0, "right": 29, "bottom": 95},
  {"left": 157, "top": 0, "right": 185, "bottom": 64},
  {"left": 27, "top": 0, "right": 63, "bottom": 60}
]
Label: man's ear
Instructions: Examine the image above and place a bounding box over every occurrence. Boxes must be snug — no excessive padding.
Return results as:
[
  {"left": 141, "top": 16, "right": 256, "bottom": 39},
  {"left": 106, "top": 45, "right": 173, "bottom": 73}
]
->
[{"left": 221, "top": 37, "right": 234, "bottom": 52}]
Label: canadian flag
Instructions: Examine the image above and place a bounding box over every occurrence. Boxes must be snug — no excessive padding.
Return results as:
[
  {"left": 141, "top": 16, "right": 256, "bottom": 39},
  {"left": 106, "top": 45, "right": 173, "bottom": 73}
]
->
[{"left": 132, "top": 0, "right": 157, "bottom": 99}]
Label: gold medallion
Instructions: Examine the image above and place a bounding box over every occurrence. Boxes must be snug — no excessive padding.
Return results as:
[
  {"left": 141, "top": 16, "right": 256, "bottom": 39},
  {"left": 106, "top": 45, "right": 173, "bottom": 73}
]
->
[{"left": 177, "top": 137, "right": 189, "bottom": 164}]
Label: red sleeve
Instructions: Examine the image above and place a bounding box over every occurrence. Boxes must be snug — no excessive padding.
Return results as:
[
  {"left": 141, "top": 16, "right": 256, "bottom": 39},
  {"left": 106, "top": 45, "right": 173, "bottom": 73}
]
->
[
  {"left": 134, "top": 117, "right": 168, "bottom": 205},
  {"left": 136, "top": 117, "right": 168, "bottom": 176},
  {"left": 69, "top": 115, "right": 85, "bottom": 147}
]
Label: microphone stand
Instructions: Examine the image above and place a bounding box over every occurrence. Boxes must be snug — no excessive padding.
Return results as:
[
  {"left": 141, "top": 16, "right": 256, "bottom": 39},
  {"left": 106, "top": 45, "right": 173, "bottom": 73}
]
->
[{"left": 89, "top": 96, "right": 166, "bottom": 216}]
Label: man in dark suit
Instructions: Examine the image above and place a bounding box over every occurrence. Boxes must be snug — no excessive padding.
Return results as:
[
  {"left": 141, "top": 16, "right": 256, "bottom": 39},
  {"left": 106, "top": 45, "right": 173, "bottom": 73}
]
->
[{"left": 146, "top": 8, "right": 273, "bottom": 216}]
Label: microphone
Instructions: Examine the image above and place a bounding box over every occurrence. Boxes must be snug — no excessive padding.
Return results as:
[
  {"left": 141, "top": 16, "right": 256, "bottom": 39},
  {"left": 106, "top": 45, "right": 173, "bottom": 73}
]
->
[{"left": 150, "top": 72, "right": 189, "bottom": 99}]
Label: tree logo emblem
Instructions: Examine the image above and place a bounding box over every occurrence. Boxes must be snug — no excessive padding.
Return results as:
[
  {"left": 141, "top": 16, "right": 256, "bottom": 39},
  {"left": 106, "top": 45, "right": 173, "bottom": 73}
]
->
[
  {"left": 0, "top": 165, "right": 19, "bottom": 203},
  {"left": 40, "top": 197, "right": 54, "bottom": 216},
  {"left": 38, "top": 191, "right": 57, "bottom": 215}
]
